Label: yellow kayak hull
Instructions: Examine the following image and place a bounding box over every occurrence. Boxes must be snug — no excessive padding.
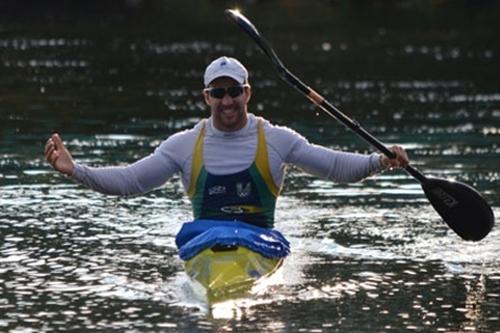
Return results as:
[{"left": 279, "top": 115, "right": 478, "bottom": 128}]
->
[{"left": 185, "top": 245, "right": 283, "bottom": 303}]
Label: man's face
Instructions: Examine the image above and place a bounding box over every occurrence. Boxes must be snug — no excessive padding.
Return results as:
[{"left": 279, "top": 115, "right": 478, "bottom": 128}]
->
[{"left": 204, "top": 77, "right": 251, "bottom": 132}]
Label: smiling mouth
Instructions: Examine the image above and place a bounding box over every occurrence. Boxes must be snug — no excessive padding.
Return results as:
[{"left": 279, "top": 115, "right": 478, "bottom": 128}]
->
[{"left": 220, "top": 107, "right": 237, "bottom": 115}]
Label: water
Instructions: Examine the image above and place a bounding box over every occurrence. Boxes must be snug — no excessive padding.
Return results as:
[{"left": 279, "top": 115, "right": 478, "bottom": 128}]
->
[{"left": 1, "top": 1, "right": 500, "bottom": 331}]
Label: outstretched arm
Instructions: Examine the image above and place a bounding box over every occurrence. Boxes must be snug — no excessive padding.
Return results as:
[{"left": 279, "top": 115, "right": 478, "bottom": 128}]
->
[
  {"left": 44, "top": 133, "right": 182, "bottom": 196},
  {"left": 283, "top": 133, "right": 409, "bottom": 183}
]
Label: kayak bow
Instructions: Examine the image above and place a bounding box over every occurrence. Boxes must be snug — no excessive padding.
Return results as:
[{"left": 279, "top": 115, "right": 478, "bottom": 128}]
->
[
  {"left": 185, "top": 245, "right": 284, "bottom": 303},
  {"left": 176, "top": 219, "right": 290, "bottom": 304}
]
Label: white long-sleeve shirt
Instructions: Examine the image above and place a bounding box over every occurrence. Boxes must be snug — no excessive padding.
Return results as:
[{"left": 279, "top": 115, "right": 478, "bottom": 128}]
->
[{"left": 72, "top": 113, "right": 385, "bottom": 196}]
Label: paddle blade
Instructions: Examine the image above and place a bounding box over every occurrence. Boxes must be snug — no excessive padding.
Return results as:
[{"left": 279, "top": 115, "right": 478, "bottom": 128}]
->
[
  {"left": 225, "top": 9, "right": 261, "bottom": 45},
  {"left": 225, "top": 9, "right": 285, "bottom": 69},
  {"left": 422, "top": 177, "right": 494, "bottom": 241}
]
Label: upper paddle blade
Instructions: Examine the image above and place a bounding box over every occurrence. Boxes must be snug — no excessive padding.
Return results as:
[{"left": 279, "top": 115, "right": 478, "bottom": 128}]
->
[
  {"left": 225, "top": 9, "right": 285, "bottom": 69},
  {"left": 422, "top": 177, "right": 494, "bottom": 241},
  {"left": 225, "top": 10, "right": 261, "bottom": 43}
]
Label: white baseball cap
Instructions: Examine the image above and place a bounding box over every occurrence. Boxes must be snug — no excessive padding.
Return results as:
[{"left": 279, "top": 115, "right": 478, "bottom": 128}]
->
[{"left": 203, "top": 56, "right": 248, "bottom": 87}]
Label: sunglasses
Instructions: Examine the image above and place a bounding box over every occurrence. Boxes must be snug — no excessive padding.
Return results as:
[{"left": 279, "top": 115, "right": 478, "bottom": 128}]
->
[{"left": 205, "top": 85, "right": 248, "bottom": 99}]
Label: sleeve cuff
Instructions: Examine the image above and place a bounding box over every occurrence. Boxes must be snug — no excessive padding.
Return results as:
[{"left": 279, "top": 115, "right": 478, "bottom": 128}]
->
[
  {"left": 71, "top": 163, "right": 85, "bottom": 182},
  {"left": 371, "top": 153, "right": 387, "bottom": 173}
]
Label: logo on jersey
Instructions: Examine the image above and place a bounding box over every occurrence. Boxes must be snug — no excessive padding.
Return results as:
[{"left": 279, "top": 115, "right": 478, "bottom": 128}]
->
[
  {"left": 221, "top": 206, "right": 247, "bottom": 214},
  {"left": 220, "top": 205, "right": 262, "bottom": 214},
  {"left": 236, "top": 182, "right": 252, "bottom": 197},
  {"left": 208, "top": 185, "right": 227, "bottom": 196}
]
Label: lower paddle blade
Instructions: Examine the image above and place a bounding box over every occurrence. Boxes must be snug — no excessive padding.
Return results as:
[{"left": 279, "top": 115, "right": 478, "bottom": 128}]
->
[{"left": 422, "top": 177, "right": 494, "bottom": 241}]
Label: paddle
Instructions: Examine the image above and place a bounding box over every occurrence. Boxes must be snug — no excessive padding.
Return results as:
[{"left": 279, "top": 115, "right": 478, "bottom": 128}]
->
[{"left": 225, "top": 9, "right": 494, "bottom": 241}]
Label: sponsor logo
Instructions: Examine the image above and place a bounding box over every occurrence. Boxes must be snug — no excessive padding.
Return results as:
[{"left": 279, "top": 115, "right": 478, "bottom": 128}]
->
[
  {"left": 432, "top": 187, "right": 459, "bottom": 208},
  {"left": 208, "top": 185, "right": 226, "bottom": 196},
  {"left": 220, "top": 206, "right": 248, "bottom": 214},
  {"left": 220, "top": 205, "right": 262, "bottom": 214}
]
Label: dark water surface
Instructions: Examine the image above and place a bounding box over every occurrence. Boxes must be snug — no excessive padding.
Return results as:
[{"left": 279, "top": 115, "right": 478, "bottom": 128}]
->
[{"left": 1, "top": 1, "right": 500, "bottom": 332}]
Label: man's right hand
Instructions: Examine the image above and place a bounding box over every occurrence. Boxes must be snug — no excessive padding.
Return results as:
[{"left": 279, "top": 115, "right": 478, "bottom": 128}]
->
[{"left": 44, "top": 133, "right": 75, "bottom": 176}]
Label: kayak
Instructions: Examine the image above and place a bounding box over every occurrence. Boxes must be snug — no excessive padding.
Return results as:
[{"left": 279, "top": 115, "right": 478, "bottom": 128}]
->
[
  {"left": 175, "top": 219, "right": 290, "bottom": 304},
  {"left": 185, "top": 244, "right": 284, "bottom": 303}
]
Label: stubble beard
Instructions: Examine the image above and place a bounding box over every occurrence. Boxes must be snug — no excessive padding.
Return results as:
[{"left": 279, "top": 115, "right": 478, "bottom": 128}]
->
[{"left": 214, "top": 104, "right": 247, "bottom": 131}]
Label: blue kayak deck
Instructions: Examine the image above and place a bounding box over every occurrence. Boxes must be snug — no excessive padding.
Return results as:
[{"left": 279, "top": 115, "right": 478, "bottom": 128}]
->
[{"left": 176, "top": 219, "right": 290, "bottom": 261}]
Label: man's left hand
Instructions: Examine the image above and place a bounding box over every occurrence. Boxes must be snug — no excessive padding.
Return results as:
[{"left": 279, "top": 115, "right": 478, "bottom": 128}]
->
[{"left": 380, "top": 145, "right": 409, "bottom": 169}]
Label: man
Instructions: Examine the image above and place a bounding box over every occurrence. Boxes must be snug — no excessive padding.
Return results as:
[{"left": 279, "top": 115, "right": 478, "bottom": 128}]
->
[{"left": 45, "top": 56, "right": 409, "bottom": 292}]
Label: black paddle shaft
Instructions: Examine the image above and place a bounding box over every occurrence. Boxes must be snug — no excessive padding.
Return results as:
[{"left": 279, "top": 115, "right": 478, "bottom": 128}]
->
[
  {"left": 276, "top": 66, "right": 427, "bottom": 183},
  {"left": 225, "top": 9, "right": 494, "bottom": 241}
]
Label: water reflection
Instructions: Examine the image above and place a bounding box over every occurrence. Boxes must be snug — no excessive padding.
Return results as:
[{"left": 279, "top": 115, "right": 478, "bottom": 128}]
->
[{"left": 1, "top": 183, "right": 499, "bottom": 330}]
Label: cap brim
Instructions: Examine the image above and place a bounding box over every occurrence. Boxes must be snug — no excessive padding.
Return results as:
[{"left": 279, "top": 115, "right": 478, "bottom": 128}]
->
[{"left": 205, "top": 73, "right": 245, "bottom": 86}]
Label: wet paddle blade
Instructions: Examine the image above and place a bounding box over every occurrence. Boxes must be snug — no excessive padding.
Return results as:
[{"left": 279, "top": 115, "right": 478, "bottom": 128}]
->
[{"left": 422, "top": 177, "right": 494, "bottom": 241}]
